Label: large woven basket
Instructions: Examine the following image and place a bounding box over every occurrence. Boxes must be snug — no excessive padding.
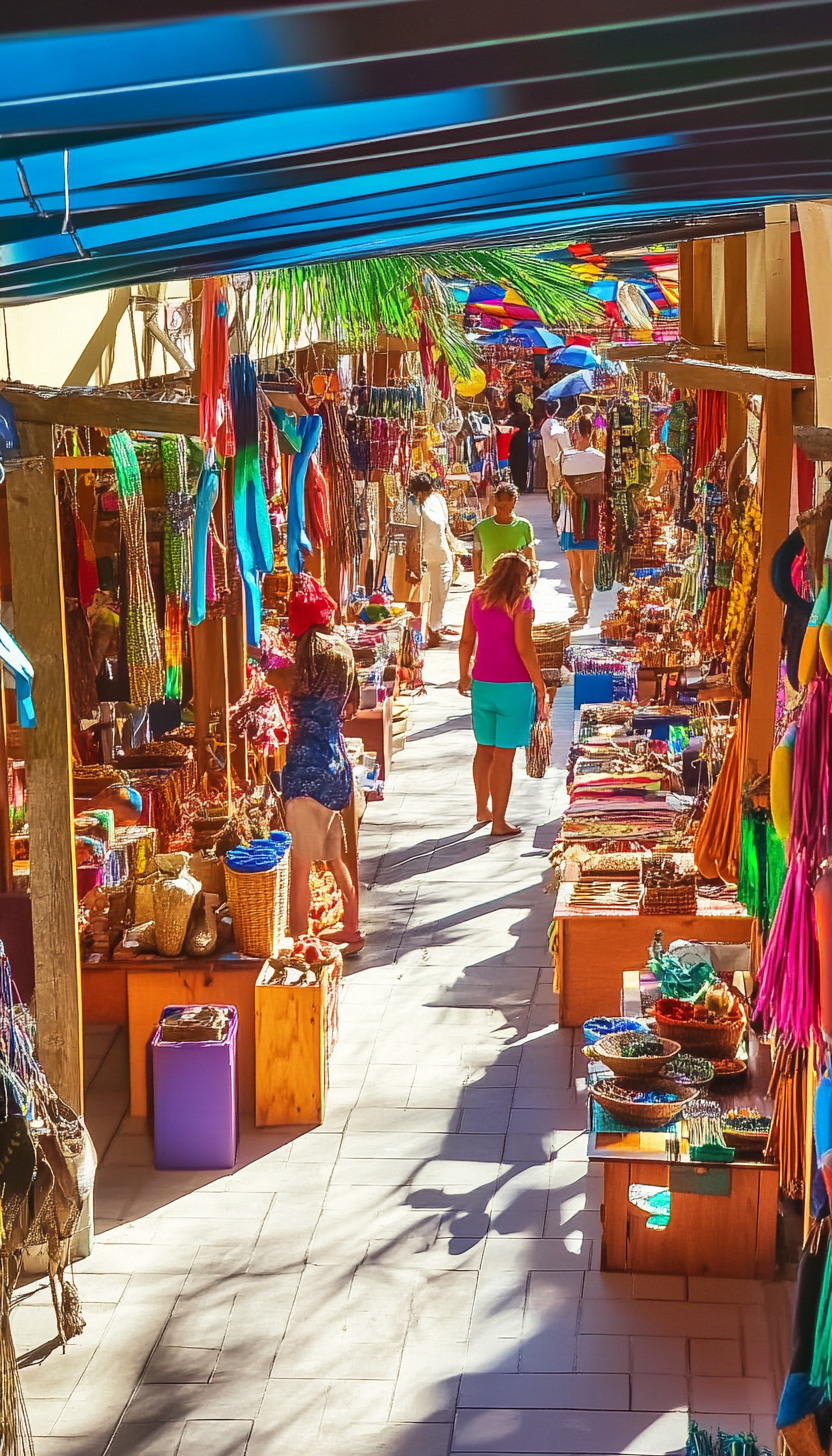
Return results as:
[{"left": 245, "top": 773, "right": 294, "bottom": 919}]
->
[
  {"left": 654, "top": 1009, "right": 744, "bottom": 1059},
  {"left": 592, "top": 1032, "right": 680, "bottom": 1078},
  {"left": 153, "top": 873, "right": 200, "bottom": 957},
  {"left": 590, "top": 1076, "right": 697, "bottom": 1128},
  {"left": 225, "top": 856, "right": 290, "bottom": 958},
  {"left": 532, "top": 622, "right": 570, "bottom": 671},
  {"left": 640, "top": 885, "right": 697, "bottom": 916}
]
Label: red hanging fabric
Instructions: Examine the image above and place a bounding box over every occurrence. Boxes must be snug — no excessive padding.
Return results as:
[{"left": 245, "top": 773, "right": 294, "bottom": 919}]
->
[
  {"left": 306, "top": 456, "right": 332, "bottom": 549},
  {"left": 200, "top": 277, "right": 236, "bottom": 457},
  {"left": 693, "top": 390, "right": 726, "bottom": 475}
]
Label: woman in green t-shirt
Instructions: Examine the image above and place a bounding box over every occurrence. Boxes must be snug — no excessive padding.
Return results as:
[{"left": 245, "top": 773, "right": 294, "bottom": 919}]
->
[{"left": 472, "top": 484, "right": 537, "bottom": 582}]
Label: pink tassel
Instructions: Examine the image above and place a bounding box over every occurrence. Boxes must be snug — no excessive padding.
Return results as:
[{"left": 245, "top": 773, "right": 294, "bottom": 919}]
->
[
  {"left": 755, "top": 855, "right": 822, "bottom": 1047},
  {"left": 791, "top": 675, "right": 831, "bottom": 877}
]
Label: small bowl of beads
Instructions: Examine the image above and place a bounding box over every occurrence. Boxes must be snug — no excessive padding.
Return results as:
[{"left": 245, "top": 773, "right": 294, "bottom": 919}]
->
[
  {"left": 722, "top": 1109, "right": 772, "bottom": 1150},
  {"left": 710, "top": 1057, "right": 747, "bottom": 1080},
  {"left": 664, "top": 1052, "right": 715, "bottom": 1088},
  {"left": 589, "top": 1076, "right": 697, "bottom": 1128},
  {"left": 583, "top": 1017, "right": 644, "bottom": 1046},
  {"left": 591, "top": 1031, "right": 680, "bottom": 1078}
]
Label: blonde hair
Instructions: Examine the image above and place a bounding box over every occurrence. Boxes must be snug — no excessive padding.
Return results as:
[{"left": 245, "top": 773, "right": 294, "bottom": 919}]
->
[{"left": 472, "top": 551, "right": 531, "bottom": 615}]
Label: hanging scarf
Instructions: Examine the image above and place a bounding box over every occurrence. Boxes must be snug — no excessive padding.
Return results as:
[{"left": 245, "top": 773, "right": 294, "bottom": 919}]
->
[
  {"left": 229, "top": 354, "right": 273, "bottom": 646},
  {"left": 110, "top": 432, "right": 164, "bottom": 705},
  {"left": 189, "top": 458, "right": 220, "bottom": 628},
  {"left": 200, "top": 278, "right": 236, "bottom": 457},
  {"left": 160, "top": 436, "right": 195, "bottom": 700}
]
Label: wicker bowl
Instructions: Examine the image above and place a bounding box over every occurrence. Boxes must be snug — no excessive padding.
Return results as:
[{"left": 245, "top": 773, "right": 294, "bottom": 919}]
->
[
  {"left": 590, "top": 1076, "right": 697, "bottom": 1129},
  {"left": 654, "top": 1000, "right": 745, "bottom": 1059},
  {"left": 663, "top": 1053, "right": 715, "bottom": 1089},
  {"left": 592, "top": 1032, "right": 680, "bottom": 1078},
  {"left": 721, "top": 1113, "right": 771, "bottom": 1150}
]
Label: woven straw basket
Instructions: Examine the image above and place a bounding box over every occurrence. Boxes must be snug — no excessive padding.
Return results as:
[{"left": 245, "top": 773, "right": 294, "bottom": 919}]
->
[
  {"left": 654, "top": 1011, "right": 744, "bottom": 1060},
  {"left": 225, "top": 857, "right": 290, "bottom": 958},
  {"left": 153, "top": 873, "right": 200, "bottom": 957},
  {"left": 590, "top": 1076, "right": 697, "bottom": 1129},
  {"left": 532, "top": 622, "right": 570, "bottom": 671},
  {"left": 592, "top": 1032, "right": 680, "bottom": 1078}
]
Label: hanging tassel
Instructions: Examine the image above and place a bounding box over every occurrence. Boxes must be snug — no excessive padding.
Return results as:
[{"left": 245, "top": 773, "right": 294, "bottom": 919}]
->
[{"left": 0, "top": 1258, "right": 33, "bottom": 1456}]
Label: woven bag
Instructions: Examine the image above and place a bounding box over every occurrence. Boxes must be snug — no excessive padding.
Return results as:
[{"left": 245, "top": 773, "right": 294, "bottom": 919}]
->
[
  {"left": 526, "top": 714, "right": 552, "bottom": 779},
  {"left": 563, "top": 470, "right": 605, "bottom": 501}
]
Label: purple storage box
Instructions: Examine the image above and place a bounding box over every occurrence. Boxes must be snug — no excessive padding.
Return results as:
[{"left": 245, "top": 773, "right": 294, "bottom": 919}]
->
[{"left": 151, "top": 1005, "right": 238, "bottom": 1171}]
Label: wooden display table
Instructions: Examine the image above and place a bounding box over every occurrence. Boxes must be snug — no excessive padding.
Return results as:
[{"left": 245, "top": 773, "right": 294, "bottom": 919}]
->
[
  {"left": 255, "top": 958, "right": 339, "bottom": 1126},
  {"left": 591, "top": 1130, "right": 778, "bottom": 1279},
  {"left": 552, "top": 882, "right": 752, "bottom": 1028},
  {"left": 587, "top": 973, "right": 777, "bottom": 1279}
]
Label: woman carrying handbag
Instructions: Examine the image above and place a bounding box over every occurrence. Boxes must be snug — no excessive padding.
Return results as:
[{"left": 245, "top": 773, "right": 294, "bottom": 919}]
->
[
  {"left": 458, "top": 552, "right": 546, "bottom": 838},
  {"left": 559, "top": 414, "right": 605, "bottom": 626}
]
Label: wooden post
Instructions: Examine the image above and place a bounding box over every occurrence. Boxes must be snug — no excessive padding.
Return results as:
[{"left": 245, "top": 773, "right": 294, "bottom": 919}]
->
[
  {"left": 678, "top": 240, "right": 694, "bottom": 345},
  {"left": 745, "top": 381, "right": 793, "bottom": 782},
  {"left": 765, "top": 203, "right": 792, "bottom": 372},
  {"left": 796, "top": 201, "right": 832, "bottom": 438},
  {"left": 724, "top": 234, "right": 750, "bottom": 366},
  {"left": 4, "top": 422, "right": 83, "bottom": 1109},
  {"left": 691, "top": 239, "right": 714, "bottom": 347}
]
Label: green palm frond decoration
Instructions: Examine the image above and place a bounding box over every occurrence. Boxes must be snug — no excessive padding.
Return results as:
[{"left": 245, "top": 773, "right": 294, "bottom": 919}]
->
[{"left": 253, "top": 246, "right": 599, "bottom": 375}]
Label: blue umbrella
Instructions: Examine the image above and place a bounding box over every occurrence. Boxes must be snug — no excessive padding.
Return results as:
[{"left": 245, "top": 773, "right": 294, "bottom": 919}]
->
[
  {"left": 540, "top": 368, "right": 596, "bottom": 401},
  {"left": 553, "top": 345, "right": 599, "bottom": 368},
  {"left": 479, "top": 323, "right": 564, "bottom": 350}
]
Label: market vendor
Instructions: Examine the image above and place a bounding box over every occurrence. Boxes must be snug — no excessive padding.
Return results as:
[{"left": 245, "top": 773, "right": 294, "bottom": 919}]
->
[
  {"left": 280, "top": 574, "right": 364, "bottom": 956},
  {"left": 407, "top": 472, "right": 464, "bottom": 648},
  {"left": 472, "top": 483, "right": 537, "bottom": 583}
]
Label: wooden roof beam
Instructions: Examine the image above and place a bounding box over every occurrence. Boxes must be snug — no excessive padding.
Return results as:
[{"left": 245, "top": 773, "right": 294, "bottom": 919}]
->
[
  {"left": 0, "top": 386, "right": 198, "bottom": 435},
  {"left": 609, "top": 355, "right": 814, "bottom": 399}
]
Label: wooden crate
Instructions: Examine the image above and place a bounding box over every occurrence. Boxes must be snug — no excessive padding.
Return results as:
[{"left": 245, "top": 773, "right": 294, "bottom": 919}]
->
[{"left": 254, "top": 961, "right": 338, "bottom": 1126}]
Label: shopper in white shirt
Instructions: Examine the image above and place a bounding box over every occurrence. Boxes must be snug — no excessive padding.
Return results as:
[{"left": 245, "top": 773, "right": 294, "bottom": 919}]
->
[
  {"left": 559, "top": 415, "right": 605, "bottom": 626},
  {"left": 408, "top": 473, "right": 463, "bottom": 647},
  {"left": 540, "top": 402, "right": 571, "bottom": 501}
]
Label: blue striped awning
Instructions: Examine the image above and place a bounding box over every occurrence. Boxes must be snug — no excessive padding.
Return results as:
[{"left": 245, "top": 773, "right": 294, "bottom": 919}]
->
[{"left": 1, "top": 1, "right": 831, "bottom": 302}]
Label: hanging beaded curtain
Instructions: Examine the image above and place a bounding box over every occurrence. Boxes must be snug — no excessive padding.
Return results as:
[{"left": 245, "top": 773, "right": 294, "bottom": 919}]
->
[
  {"left": 110, "top": 432, "right": 165, "bottom": 706},
  {"left": 160, "top": 436, "right": 196, "bottom": 700},
  {"left": 318, "top": 397, "right": 360, "bottom": 563}
]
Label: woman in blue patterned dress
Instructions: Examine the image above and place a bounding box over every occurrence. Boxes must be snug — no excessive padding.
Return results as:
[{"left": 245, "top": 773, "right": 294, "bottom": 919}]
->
[{"left": 280, "top": 575, "right": 363, "bottom": 953}]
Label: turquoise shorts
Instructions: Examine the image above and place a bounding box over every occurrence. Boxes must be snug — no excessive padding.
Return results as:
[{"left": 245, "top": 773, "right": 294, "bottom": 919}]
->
[{"left": 471, "top": 679, "right": 536, "bottom": 749}]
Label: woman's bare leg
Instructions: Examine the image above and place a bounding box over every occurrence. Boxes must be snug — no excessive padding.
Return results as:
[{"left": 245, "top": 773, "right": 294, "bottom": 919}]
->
[
  {"left": 564, "top": 550, "right": 585, "bottom": 621},
  {"left": 579, "top": 550, "right": 597, "bottom": 621},
  {"left": 474, "top": 743, "right": 495, "bottom": 821},
  {"left": 328, "top": 855, "right": 360, "bottom": 939},
  {"left": 490, "top": 747, "right": 520, "bottom": 836},
  {"left": 289, "top": 852, "right": 313, "bottom": 936}
]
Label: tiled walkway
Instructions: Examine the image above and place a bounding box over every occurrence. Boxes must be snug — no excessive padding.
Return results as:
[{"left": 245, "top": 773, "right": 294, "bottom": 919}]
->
[{"left": 14, "top": 496, "right": 785, "bottom": 1455}]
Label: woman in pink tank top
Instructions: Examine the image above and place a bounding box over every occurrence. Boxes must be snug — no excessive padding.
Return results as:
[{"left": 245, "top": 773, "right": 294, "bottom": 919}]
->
[{"left": 458, "top": 552, "right": 546, "bottom": 838}]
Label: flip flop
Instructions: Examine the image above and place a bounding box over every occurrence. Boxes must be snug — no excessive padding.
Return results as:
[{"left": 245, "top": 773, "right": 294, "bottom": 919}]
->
[{"left": 337, "top": 937, "right": 366, "bottom": 959}]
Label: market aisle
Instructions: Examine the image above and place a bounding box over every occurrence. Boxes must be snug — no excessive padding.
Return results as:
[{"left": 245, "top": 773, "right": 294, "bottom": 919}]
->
[{"left": 16, "top": 496, "right": 782, "bottom": 1456}]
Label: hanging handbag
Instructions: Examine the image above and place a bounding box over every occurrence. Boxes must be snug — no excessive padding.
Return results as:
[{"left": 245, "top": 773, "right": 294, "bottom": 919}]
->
[
  {"left": 526, "top": 711, "right": 552, "bottom": 779},
  {"left": 563, "top": 469, "right": 605, "bottom": 501}
]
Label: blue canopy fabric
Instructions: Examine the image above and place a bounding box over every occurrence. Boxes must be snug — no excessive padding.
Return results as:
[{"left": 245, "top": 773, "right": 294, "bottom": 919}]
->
[
  {"left": 480, "top": 325, "right": 565, "bottom": 350},
  {"left": 1, "top": 1, "right": 832, "bottom": 301},
  {"left": 541, "top": 370, "right": 596, "bottom": 401},
  {"left": 552, "top": 346, "right": 599, "bottom": 369}
]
